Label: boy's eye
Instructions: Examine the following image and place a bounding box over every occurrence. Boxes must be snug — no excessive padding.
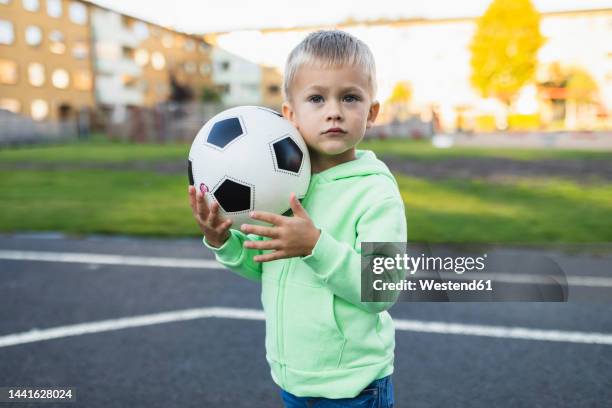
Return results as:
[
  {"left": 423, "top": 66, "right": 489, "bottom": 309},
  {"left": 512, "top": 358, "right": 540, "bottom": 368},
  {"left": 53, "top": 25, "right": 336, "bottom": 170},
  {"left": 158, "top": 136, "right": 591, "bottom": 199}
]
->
[
  {"left": 308, "top": 95, "right": 323, "bottom": 103},
  {"left": 343, "top": 94, "right": 360, "bottom": 102}
]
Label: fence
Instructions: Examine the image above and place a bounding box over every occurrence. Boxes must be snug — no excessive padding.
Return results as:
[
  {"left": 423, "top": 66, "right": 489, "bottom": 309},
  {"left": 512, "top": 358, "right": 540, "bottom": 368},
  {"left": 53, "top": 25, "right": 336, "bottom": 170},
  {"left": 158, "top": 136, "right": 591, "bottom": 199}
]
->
[
  {"left": 1, "top": 103, "right": 436, "bottom": 147},
  {"left": 0, "top": 109, "right": 80, "bottom": 147}
]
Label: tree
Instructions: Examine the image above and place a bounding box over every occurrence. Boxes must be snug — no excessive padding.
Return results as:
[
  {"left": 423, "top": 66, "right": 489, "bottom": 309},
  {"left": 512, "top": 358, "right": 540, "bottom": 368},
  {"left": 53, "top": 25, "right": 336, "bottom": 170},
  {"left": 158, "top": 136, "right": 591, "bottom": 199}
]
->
[
  {"left": 385, "top": 81, "right": 412, "bottom": 121},
  {"left": 200, "top": 86, "right": 222, "bottom": 103},
  {"left": 566, "top": 67, "right": 599, "bottom": 105},
  {"left": 469, "top": 0, "right": 545, "bottom": 107},
  {"left": 169, "top": 73, "right": 194, "bottom": 103}
]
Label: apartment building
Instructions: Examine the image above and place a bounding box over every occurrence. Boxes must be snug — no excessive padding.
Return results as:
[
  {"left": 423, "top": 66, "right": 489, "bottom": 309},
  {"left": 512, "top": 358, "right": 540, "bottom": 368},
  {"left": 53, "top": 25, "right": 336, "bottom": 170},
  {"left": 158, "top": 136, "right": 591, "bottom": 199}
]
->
[
  {"left": 0, "top": 0, "right": 214, "bottom": 122},
  {"left": 0, "top": 0, "right": 94, "bottom": 120},
  {"left": 91, "top": 9, "right": 213, "bottom": 109},
  {"left": 261, "top": 65, "right": 283, "bottom": 111}
]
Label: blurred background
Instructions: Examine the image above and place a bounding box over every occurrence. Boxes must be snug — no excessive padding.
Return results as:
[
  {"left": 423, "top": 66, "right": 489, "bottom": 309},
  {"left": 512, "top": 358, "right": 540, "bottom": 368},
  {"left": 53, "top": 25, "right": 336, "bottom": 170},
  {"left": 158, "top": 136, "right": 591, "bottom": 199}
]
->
[
  {"left": 1, "top": 0, "right": 611, "bottom": 243},
  {"left": 1, "top": 0, "right": 612, "bottom": 143}
]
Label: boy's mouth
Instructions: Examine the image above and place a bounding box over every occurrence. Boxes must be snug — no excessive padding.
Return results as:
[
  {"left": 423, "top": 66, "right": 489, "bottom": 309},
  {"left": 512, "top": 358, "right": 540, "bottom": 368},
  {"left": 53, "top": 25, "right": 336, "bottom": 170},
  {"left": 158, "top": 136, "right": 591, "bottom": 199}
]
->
[{"left": 322, "top": 127, "right": 347, "bottom": 135}]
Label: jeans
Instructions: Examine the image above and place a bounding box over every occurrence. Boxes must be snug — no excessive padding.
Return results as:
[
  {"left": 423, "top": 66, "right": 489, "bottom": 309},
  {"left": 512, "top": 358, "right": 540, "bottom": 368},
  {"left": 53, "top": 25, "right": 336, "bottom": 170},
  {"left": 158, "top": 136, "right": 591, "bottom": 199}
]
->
[{"left": 279, "top": 375, "right": 394, "bottom": 408}]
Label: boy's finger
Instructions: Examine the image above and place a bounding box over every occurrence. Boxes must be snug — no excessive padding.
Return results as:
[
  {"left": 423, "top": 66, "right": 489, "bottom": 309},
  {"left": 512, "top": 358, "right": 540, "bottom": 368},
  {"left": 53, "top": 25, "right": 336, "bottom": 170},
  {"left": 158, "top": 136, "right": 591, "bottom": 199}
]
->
[
  {"left": 241, "top": 223, "right": 279, "bottom": 238},
  {"left": 244, "top": 239, "right": 280, "bottom": 250},
  {"left": 289, "top": 193, "right": 308, "bottom": 218},
  {"left": 219, "top": 219, "right": 233, "bottom": 231},
  {"left": 188, "top": 186, "right": 197, "bottom": 213},
  {"left": 196, "top": 192, "right": 210, "bottom": 220},
  {"left": 209, "top": 200, "right": 221, "bottom": 223},
  {"left": 249, "top": 210, "right": 284, "bottom": 226},
  {"left": 253, "top": 251, "right": 286, "bottom": 263}
]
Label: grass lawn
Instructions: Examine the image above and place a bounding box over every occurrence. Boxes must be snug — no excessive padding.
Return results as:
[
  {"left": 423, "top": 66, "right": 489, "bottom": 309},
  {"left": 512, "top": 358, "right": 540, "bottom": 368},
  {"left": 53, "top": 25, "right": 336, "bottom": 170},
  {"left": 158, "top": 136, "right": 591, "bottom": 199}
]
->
[
  {"left": 359, "top": 139, "right": 612, "bottom": 161},
  {"left": 1, "top": 138, "right": 610, "bottom": 243},
  {"left": 2, "top": 137, "right": 611, "bottom": 164},
  {"left": 0, "top": 135, "right": 189, "bottom": 164}
]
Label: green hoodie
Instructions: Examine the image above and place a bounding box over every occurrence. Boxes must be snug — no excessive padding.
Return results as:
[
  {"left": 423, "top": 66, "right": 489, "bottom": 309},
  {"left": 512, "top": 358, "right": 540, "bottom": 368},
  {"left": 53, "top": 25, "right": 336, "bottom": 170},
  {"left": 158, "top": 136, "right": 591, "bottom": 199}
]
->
[{"left": 204, "top": 149, "right": 407, "bottom": 398}]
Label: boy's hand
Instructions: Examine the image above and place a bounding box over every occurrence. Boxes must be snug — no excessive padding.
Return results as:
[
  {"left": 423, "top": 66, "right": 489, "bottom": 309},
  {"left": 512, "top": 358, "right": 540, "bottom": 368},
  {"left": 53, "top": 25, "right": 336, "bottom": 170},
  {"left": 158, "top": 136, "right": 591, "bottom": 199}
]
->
[
  {"left": 240, "top": 193, "right": 320, "bottom": 262},
  {"left": 188, "top": 185, "right": 233, "bottom": 248}
]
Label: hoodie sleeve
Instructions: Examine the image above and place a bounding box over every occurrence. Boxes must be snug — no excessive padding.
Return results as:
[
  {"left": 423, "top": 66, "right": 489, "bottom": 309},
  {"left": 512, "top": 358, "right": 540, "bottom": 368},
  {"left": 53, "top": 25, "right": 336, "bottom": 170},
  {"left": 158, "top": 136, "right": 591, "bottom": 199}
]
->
[
  {"left": 203, "top": 229, "right": 264, "bottom": 282},
  {"left": 301, "top": 196, "right": 407, "bottom": 314}
]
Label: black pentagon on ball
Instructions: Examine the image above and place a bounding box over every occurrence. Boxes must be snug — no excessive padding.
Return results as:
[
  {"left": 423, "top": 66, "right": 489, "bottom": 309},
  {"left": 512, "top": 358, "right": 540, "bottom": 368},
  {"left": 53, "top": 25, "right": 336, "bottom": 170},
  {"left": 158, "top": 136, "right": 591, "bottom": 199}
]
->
[
  {"left": 272, "top": 137, "right": 303, "bottom": 174},
  {"left": 213, "top": 178, "right": 252, "bottom": 212},
  {"left": 207, "top": 117, "right": 244, "bottom": 149}
]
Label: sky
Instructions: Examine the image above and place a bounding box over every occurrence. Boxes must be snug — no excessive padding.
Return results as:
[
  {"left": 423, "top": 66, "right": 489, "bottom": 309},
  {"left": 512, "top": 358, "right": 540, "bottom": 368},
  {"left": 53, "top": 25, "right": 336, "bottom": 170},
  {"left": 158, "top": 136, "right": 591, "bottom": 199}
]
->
[{"left": 89, "top": 0, "right": 612, "bottom": 33}]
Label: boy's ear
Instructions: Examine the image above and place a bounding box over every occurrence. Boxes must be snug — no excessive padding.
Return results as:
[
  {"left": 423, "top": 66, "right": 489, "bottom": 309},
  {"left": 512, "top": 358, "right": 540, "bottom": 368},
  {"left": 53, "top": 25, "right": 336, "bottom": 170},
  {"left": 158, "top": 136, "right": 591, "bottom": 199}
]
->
[
  {"left": 366, "top": 101, "right": 380, "bottom": 129},
  {"left": 282, "top": 102, "right": 298, "bottom": 129}
]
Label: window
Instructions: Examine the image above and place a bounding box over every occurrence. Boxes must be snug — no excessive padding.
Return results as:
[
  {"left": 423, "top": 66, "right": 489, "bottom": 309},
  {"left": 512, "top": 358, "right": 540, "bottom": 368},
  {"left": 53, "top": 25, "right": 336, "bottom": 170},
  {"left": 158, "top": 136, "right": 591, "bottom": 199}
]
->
[
  {"left": 185, "top": 39, "right": 195, "bottom": 52},
  {"left": 73, "top": 70, "right": 91, "bottom": 90},
  {"left": 199, "top": 42, "right": 209, "bottom": 53},
  {"left": 72, "top": 41, "right": 88, "bottom": 59},
  {"left": 122, "top": 74, "right": 138, "bottom": 88},
  {"left": 69, "top": 2, "right": 87, "bottom": 25},
  {"left": 151, "top": 51, "right": 165, "bottom": 70},
  {"left": 31, "top": 99, "right": 48, "bottom": 120},
  {"left": 22, "top": 0, "right": 39, "bottom": 12},
  {"left": 52, "top": 68, "right": 69, "bottom": 89},
  {"left": 199, "top": 63, "right": 211, "bottom": 76},
  {"left": 25, "top": 25, "right": 42, "bottom": 46},
  {"left": 49, "top": 30, "right": 65, "bottom": 54},
  {"left": 162, "top": 33, "right": 173, "bottom": 48},
  {"left": 184, "top": 61, "right": 196, "bottom": 74},
  {"left": 220, "top": 61, "right": 230, "bottom": 71},
  {"left": 134, "top": 48, "right": 148, "bottom": 66},
  {"left": 268, "top": 84, "right": 280, "bottom": 95},
  {"left": 133, "top": 21, "right": 148, "bottom": 40},
  {"left": 0, "top": 20, "right": 14, "bottom": 45},
  {"left": 0, "top": 98, "right": 20, "bottom": 113},
  {"left": 121, "top": 46, "right": 134, "bottom": 60},
  {"left": 156, "top": 82, "right": 167, "bottom": 95},
  {"left": 28, "top": 62, "right": 44, "bottom": 86},
  {"left": 0, "top": 59, "right": 17, "bottom": 84},
  {"left": 46, "top": 0, "right": 61, "bottom": 17}
]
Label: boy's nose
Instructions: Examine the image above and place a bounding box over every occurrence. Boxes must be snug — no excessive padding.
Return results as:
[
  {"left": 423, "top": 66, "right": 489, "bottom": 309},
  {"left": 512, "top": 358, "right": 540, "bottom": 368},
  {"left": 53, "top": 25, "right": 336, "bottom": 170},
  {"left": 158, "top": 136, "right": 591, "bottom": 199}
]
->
[{"left": 326, "top": 103, "right": 343, "bottom": 121}]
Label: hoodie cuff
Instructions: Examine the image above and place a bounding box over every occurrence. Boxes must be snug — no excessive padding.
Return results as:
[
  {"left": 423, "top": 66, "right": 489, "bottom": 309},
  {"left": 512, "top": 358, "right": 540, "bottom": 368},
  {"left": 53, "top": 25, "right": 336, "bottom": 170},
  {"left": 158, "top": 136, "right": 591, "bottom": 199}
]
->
[
  {"left": 202, "top": 230, "right": 243, "bottom": 263},
  {"left": 301, "top": 229, "right": 338, "bottom": 277}
]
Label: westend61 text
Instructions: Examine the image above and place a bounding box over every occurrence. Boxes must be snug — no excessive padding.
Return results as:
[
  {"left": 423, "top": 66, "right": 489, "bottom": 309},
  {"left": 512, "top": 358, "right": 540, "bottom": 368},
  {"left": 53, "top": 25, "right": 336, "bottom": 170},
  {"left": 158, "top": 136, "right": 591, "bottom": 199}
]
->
[{"left": 373, "top": 279, "right": 493, "bottom": 292}]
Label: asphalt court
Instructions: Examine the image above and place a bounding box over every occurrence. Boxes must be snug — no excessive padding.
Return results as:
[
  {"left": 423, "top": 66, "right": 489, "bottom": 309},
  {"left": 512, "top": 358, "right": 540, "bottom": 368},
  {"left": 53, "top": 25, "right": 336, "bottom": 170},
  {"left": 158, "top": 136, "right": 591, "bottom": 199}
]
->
[{"left": 1, "top": 234, "right": 611, "bottom": 407}]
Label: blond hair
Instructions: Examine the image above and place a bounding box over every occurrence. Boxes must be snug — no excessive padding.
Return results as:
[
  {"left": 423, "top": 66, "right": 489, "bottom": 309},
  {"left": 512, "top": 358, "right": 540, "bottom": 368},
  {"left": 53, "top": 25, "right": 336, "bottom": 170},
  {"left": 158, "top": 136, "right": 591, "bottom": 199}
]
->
[{"left": 282, "top": 30, "right": 377, "bottom": 101}]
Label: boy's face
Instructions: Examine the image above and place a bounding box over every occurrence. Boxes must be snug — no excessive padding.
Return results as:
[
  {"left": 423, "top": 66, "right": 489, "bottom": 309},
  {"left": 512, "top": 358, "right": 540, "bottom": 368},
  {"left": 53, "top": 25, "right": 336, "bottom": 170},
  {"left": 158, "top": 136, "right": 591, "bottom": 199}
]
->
[{"left": 282, "top": 63, "right": 379, "bottom": 159}]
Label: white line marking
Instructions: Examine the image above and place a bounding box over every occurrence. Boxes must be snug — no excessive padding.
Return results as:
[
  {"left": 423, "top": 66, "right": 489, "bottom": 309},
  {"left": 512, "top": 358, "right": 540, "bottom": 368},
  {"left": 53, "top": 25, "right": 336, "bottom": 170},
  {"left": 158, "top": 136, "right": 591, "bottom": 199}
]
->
[
  {"left": 439, "top": 271, "right": 612, "bottom": 288},
  {"left": 0, "top": 250, "right": 219, "bottom": 269},
  {"left": 2, "top": 250, "right": 611, "bottom": 288},
  {"left": 0, "top": 307, "right": 611, "bottom": 348}
]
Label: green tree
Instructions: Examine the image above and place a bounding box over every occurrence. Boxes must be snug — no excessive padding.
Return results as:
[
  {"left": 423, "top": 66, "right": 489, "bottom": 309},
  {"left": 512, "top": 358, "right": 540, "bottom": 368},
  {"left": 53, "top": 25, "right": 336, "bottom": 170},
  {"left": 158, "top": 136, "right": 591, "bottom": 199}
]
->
[
  {"left": 200, "top": 86, "right": 222, "bottom": 103},
  {"left": 469, "top": 0, "right": 545, "bottom": 107}
]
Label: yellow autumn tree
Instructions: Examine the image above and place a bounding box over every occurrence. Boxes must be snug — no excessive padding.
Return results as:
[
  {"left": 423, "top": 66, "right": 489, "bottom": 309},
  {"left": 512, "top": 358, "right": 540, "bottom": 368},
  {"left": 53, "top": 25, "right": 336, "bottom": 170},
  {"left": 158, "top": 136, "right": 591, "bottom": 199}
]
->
[
  {"left": 385, "top": 81, "right": 413, "bottom": 121},
  {"left": 469, "top": 0, "right": 545, "bottom": 107}
]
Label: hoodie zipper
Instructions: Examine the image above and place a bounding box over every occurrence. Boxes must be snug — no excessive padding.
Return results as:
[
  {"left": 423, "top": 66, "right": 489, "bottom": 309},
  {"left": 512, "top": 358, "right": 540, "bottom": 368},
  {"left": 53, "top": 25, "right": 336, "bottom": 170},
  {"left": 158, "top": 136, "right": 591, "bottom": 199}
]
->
[
  {"left": 276, "top": 257, "right": 292, "bottom": 386},
  {"left": 276, "top": 176, "right": 317, "bottom": 387}
]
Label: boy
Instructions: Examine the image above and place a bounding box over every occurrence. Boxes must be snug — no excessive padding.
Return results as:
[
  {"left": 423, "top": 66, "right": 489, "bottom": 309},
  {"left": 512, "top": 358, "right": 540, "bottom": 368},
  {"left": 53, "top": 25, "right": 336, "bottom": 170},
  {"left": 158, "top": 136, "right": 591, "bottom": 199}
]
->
[{"left": 188, "top": 30, "right": 406, "bottom": 407}]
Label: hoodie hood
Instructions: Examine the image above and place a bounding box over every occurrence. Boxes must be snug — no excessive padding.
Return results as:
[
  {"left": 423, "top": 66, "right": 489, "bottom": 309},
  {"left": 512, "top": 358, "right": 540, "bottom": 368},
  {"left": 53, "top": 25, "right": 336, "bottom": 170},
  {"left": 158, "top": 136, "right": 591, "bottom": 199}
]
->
[{"left": 311, "top": 150, "right": 395, "bottom": 184}]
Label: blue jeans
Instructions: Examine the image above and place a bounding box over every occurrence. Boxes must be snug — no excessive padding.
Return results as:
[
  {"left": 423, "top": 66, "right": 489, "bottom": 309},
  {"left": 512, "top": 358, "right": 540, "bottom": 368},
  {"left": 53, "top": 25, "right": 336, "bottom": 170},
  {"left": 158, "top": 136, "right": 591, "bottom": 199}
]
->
[{"left": 279, "top": 375, "right": 394, "bottom": 408}]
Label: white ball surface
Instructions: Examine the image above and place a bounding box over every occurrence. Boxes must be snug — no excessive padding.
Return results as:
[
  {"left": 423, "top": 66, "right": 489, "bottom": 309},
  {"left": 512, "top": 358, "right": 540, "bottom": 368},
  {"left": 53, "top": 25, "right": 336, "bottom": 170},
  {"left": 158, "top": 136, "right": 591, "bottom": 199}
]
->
[{"left": 188, "top": 106, "right": 311, "bottom": 229}]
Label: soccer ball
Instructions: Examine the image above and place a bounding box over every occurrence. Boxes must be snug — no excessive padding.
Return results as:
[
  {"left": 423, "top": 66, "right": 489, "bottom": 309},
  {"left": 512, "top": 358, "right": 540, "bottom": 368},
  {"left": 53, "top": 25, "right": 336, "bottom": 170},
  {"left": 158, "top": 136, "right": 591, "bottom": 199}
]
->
[{"left": 188, "top": 106, "right": 311, "bottom": 229}]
